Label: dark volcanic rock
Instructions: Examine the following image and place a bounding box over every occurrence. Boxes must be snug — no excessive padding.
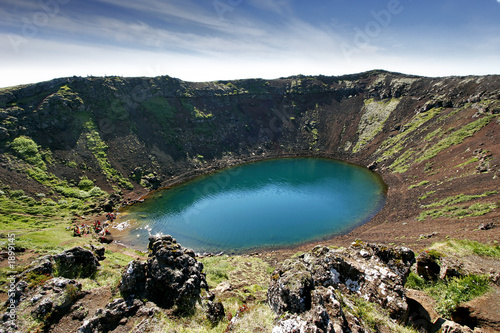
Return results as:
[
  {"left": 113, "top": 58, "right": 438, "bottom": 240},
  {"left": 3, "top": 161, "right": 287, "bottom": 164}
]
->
[
  {"left": 204, "top": 300, "right": 225, "bottom": 325},
  {"left": 19, "top": 255, "right": 54, "bottom": 278},
  {"left": 120, "top": 235, "right": 208, "bottom": 311},
  {"left": 267, "top": 242, "right": 415, "bottom": 332},
  {"left": 119, "top": 260, "right": 147, "bottom": 297},
  {"left": 416, "top": 251, "right": 441, "bottom": 281},
  {"left": 53, "top": 247, "right": 100, "bottom": 278},
  {"left": 77, "top": 298, "right": 160, "bottom": 333}
]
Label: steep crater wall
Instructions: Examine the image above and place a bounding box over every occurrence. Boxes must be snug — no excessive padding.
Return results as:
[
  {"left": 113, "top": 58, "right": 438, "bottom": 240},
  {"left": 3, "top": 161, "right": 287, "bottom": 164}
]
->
[{"left": 1, "top": 70, "right": 499, "bottom": 248}]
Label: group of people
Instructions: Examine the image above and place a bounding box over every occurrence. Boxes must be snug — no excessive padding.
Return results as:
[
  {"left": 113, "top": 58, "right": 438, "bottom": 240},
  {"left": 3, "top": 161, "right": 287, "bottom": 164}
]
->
[
  {"left": 71, "top": 212, "right": 116, "bottom": 242},
  {"left": 72, "top": 224, "right": 91, "bottom": 236}
]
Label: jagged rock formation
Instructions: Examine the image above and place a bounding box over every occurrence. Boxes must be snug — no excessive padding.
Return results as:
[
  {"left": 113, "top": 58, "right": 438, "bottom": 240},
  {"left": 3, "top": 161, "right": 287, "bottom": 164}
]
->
[
  {"left": 267, "top": 241, "right": 415, "bottom": 332},
  {"left": 53, "top": 247, "right": 101, "bottom": 279},
  {"left": 120, "top": 235, "right": 208, "bottom": 311}
]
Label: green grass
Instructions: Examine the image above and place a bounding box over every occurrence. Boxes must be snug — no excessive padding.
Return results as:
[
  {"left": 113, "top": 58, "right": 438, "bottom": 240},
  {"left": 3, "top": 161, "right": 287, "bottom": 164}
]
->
[
  {"left": 201, "top": 256, "right": 231, "bottom": 286},
  {"left": 455, "top": 157, "right": 479, "bottom": 168},
  {"left": 417, "top": 202, "right": 497, "bottom": 221},
  {"left": 408, "top": 181, "right": 429, "bottom": 190},
  {"left": 200, "top": 255, "right": 272, "bottom": 289},
  {"left": 415, "top": 115, "right": 496, "bottom": 163},
  {"left": 418, "top": 191, "right": 436, "bottom": 201},
  {"left": 351, "top": 296, "right": 385, "bottom": 330},
  {"left": 19, "top": 163, "right": 106, "bottom": 200},
  {"left": 417, "top": 191, "right": 498, "bottom": 221},
  {"left": 423, "top": 191, "right": 497, "bottom": 208},
  {"left": 193, "top": 107, "right": 213, "bottom": 119},
  {"left": 85, "top": 250, "right": 146, "bottom": 291},
  {"left": 405, "top": 272, "right": 490, "bottom": 318},
  {"left": 341, "top": 294, "right": 419, "bottom": 332},
  {"left": 376, "top": 107, "right": 443, "bottom": 161},
  {"left": 141, "top": 96, "right": 177, "bottom": 126},
  {"left": 429, "top": 239, "right": 500, "bottom": 259},
  {"left": 0, "top": 218, "right": 85, "bottom": 272},
  {"left": 390, "top": 149, "right": 415, "bottom": 173},
  {"left": 424, "top": 127, "right": 442, "bottom": 141},
  {"left": 83, "top": 120, "right": 133, "bottom": 189},
  {"left": 78, "top": 177, "right": 94, "bottom": 190},
  {"left": 353, "top": 98, "right": 400, "bottom": 153}
]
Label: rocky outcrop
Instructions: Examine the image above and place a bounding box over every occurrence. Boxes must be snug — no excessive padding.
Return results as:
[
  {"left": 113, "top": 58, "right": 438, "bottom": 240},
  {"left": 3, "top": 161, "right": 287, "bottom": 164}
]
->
[
  {"left": 120, "top": 235, "right": 208, "bottom": 311},
  {"left": 16, "top": 246, "right": 100, "bottom": 281},
  {"left": 78, "top": 299, "right": 160, "bottom": 333},
  {"left": 0, "top": 247, "right": 101, "bottom": 332},
  {"left": 53, "top": 247, "right": 100, "bottom": 278},
  {"left": 203, "top": 297, "right": 225, "bottom": 325},
  {"left": 1, "top": 277, "right": 86, "bottom": 332},
  {"left": 267, "top": 241, "right": 415, "bottom": 331},
  {"left": 30, "top": 278, "right": 85, "bottom": 321}
]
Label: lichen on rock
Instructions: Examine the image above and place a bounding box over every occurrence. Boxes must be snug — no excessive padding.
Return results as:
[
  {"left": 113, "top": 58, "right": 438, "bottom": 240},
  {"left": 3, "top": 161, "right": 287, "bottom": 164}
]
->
[{"left": 267, "top": 242, "right": 416, "bottom": 331}]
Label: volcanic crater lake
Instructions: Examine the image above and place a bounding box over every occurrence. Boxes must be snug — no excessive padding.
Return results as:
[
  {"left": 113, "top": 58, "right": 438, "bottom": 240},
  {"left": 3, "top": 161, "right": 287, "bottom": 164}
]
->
[{"left": 114, "top": 158, "right": 387, "bottom": 253}]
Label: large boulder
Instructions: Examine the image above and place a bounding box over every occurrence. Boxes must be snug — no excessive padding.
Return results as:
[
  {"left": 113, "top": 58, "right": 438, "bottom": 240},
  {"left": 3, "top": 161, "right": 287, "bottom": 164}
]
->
[
  {"left": 267, "top": 242, "right": 415, "bottom": 331},
  {"left": 120, "top": 235, "right": 208, "bottom": 311},
  {"left": 53, "top": 247, "right": 100, "bottom": 278}
]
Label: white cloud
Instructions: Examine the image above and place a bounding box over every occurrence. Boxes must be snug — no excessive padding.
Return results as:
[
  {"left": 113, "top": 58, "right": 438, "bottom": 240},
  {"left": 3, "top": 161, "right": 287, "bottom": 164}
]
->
[
  {"left": 94, "top": 0, "right": 231, "bottom": 32},
  {"left": 2, "top": 31, "right": 499, "bottom": 89},
  {"left": 1, "top": 1, "right": 500, "bottom": 88}
]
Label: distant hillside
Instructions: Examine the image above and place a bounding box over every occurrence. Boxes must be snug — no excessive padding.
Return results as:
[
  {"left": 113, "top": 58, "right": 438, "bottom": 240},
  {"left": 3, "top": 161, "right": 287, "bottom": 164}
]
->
[{"left": 0, "top": 70, "right": 499, "bottom": 248}]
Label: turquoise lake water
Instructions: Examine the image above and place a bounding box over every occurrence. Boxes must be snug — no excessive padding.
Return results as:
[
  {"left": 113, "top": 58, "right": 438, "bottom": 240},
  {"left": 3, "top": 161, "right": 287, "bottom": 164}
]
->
[{"left": 114, "top": 158, "right": 386, "bottom": 253}]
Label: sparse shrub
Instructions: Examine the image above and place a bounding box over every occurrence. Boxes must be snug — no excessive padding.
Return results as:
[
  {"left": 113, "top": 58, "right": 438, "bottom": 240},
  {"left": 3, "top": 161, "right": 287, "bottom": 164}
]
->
[
  {"left": 65, "top": 283, "right": 81, "bottom": 302},
  {"left": 78, "top": 177, "right": 94, "bottom": 190},
  {"left": 9, "top": 189, "right": 25, "bottom": 198},
  {"left": 25, "top": 271, "right": 51, "bottom": 287},
  {"left": 88, "top": 186, "right": 106, "bottom": 197},
  {"left": 10, "top": 136, "right": 46, "bottom": 169}
]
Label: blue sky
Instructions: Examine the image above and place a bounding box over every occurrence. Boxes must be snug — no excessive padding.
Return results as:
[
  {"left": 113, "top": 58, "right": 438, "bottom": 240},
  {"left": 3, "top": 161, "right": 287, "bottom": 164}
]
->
[{"left": 1, "top": 0, "right": 500, "bottom": 87}]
